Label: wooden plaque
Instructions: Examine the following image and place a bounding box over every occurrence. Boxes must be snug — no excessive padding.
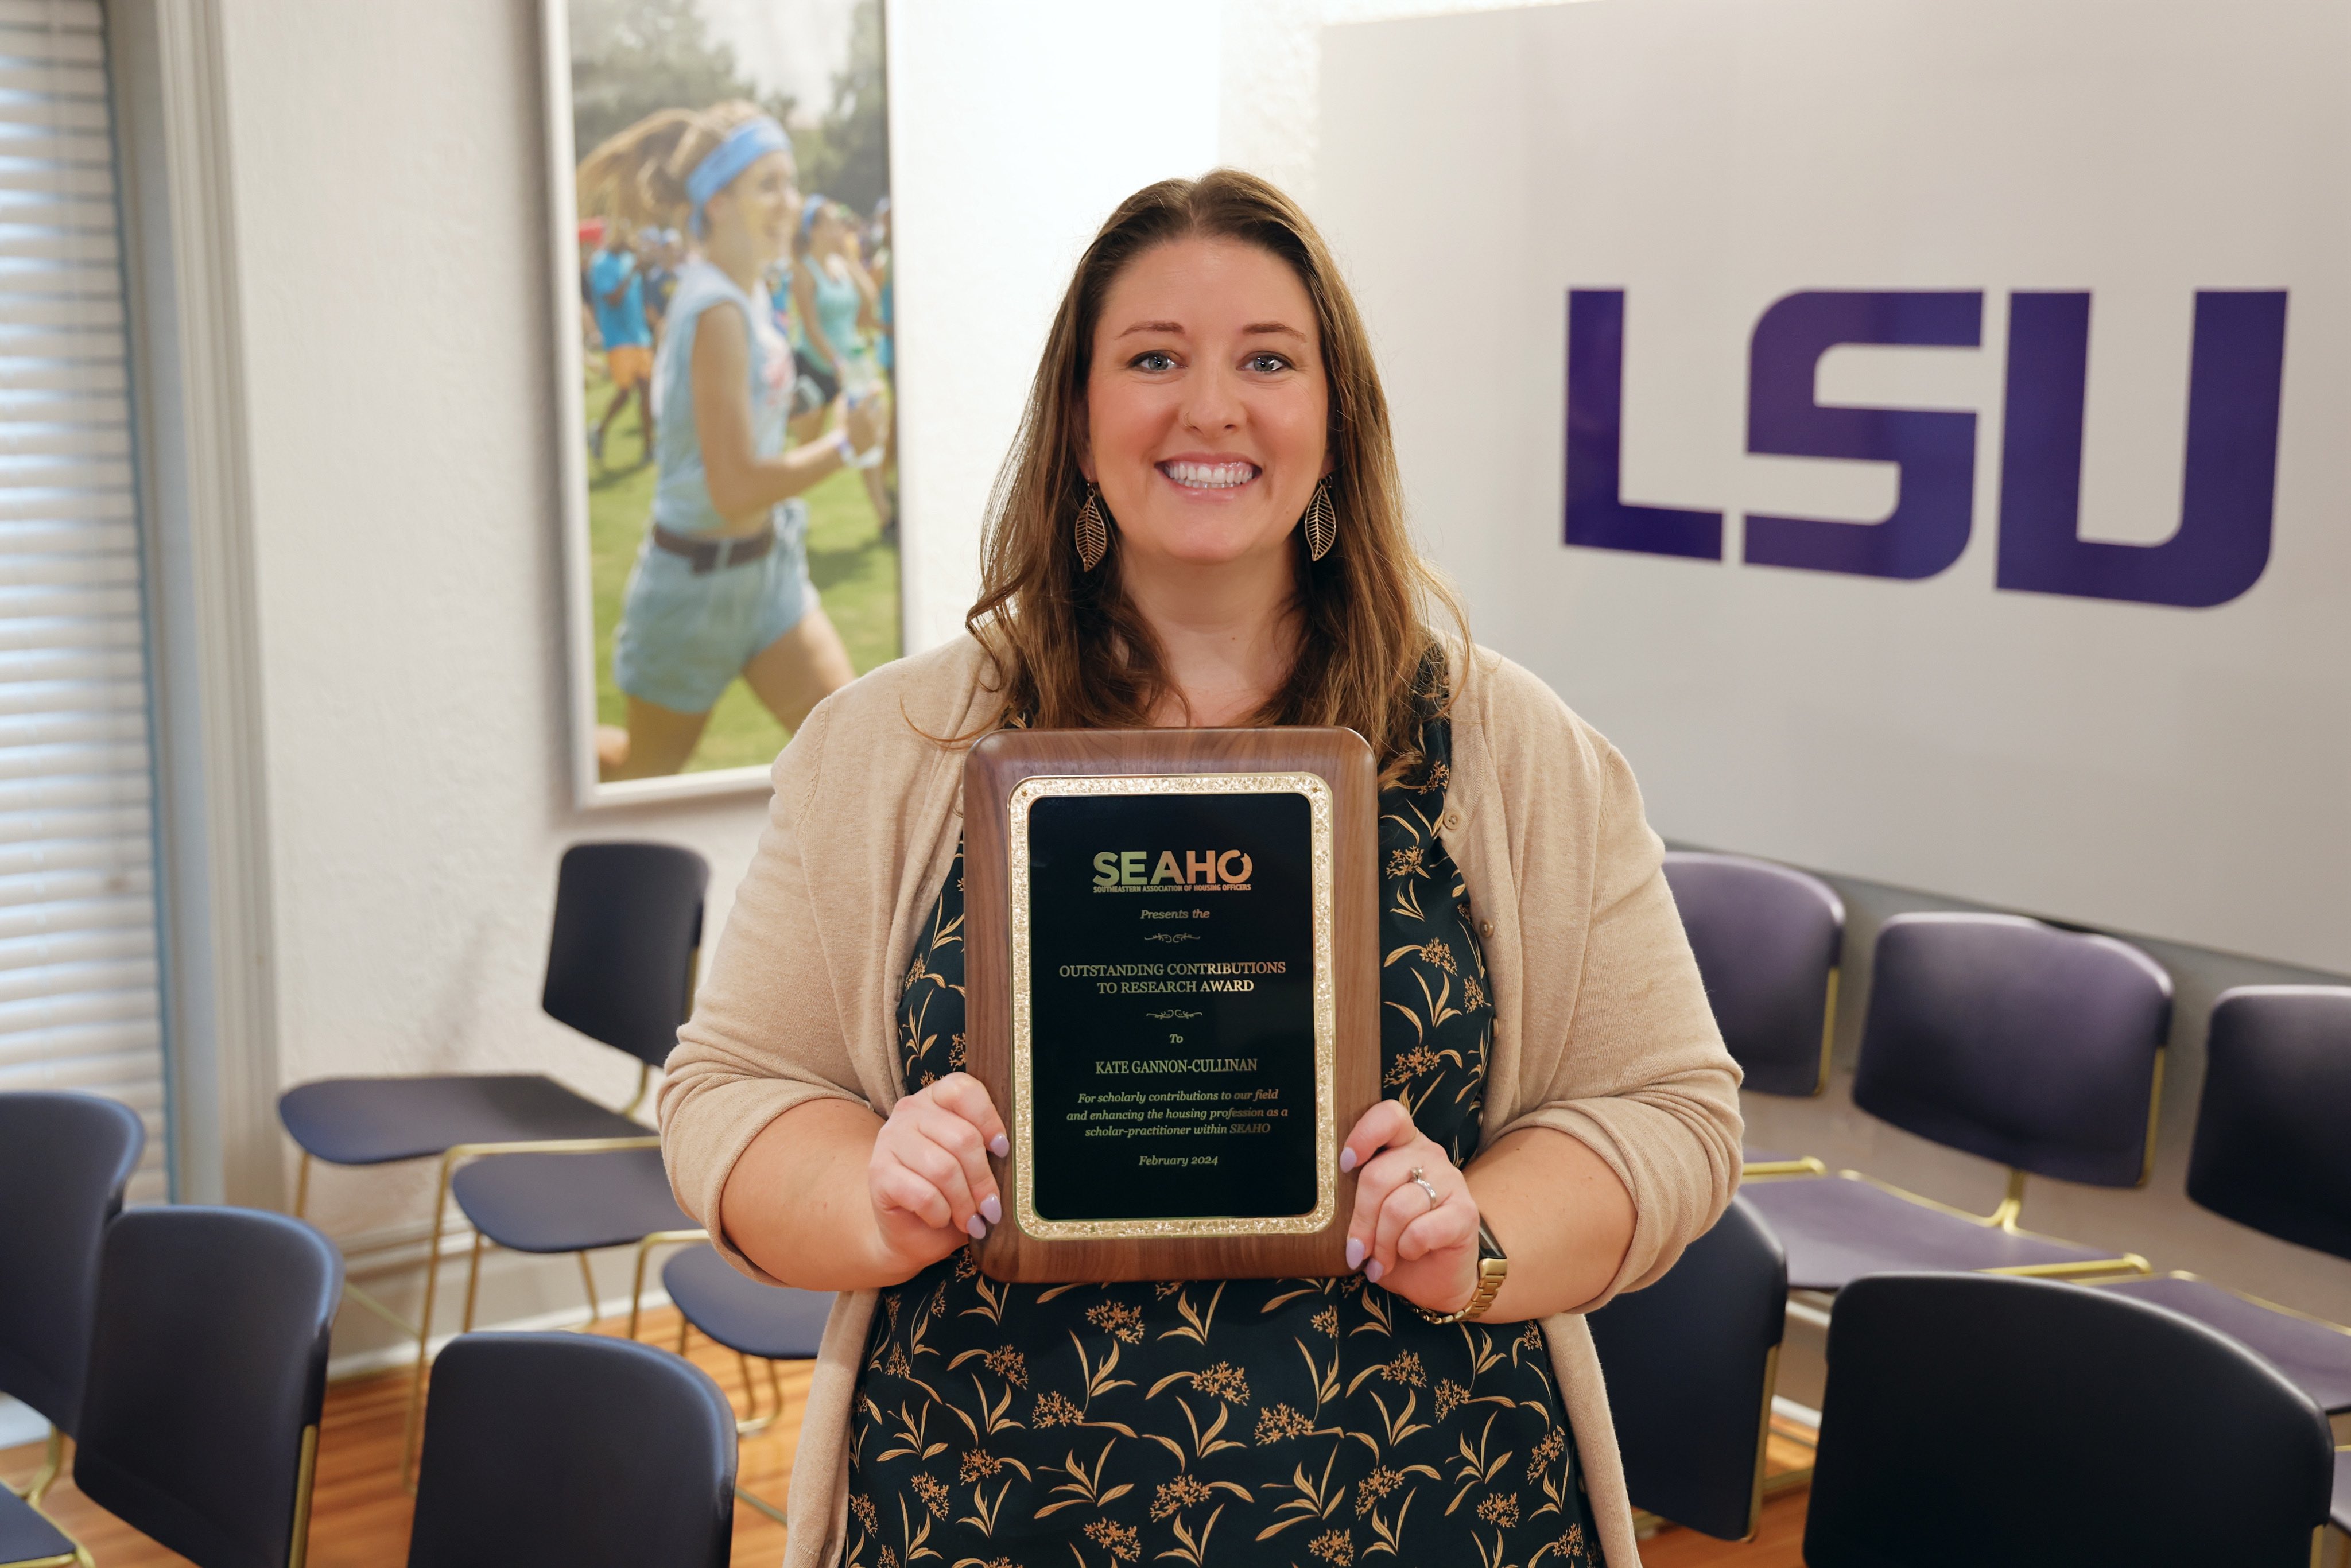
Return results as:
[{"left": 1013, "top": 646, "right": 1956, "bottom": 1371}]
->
[{"left": 963, "top": 727, "right": 1380, "bottom": 1283}]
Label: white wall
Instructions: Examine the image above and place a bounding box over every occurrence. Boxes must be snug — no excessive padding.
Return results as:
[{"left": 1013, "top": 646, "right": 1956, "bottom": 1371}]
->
[{"left": 889, "top": 0, "right": 1223, "bottom": 651}]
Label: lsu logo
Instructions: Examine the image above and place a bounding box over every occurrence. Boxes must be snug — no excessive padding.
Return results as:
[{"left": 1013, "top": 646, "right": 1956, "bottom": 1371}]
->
[
  {"left": 1092, "top": 850, "right": 1254, "bottom": 889},
  {"left": 1566, "top": 288, "right": 2289, "bottom": 608}
]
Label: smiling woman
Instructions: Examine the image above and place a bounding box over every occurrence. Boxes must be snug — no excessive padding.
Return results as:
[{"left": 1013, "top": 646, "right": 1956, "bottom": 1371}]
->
[{"left": 658, "top": 170, "right": 1742, "bottom": 1568}]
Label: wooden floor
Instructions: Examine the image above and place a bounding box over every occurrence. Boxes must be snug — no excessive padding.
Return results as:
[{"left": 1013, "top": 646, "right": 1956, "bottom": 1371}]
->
[{"left": 2, "top": 1312, "right": 1812, "bottom": 1566}]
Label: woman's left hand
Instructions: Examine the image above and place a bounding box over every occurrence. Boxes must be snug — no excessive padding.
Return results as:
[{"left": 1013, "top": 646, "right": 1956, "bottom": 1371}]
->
[{"left": 1341, "top": 1099, "right": 1480, "bottom": 1315}]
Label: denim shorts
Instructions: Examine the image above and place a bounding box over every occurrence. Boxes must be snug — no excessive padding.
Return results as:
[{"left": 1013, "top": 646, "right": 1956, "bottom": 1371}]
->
[{"left": 612, "top": 501, "right": 813, "bottom": 715}]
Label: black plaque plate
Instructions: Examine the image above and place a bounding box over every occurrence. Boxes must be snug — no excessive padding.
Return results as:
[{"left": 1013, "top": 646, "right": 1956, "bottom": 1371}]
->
[{"left": 1025, "top": 789, "right": 1317, "bottom": 1222}]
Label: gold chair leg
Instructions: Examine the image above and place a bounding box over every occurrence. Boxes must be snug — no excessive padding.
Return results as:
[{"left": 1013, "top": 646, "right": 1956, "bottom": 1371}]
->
[
  {"left": 285, "top": 1423, "right": 319, "bottom": 1568},
  {"left": 576, "top": 1252, "right": 601, "bottom": 1329},
  {"left": 292, "top": 1150, "right": 313, "bottom": 1220},
  {"left": 677, "top": 1315, "right": 690, "bottom": 1356},
  {"left": 461, "top": 1232, "right": 486, "bottom": 1333},
  {"left": 736, "top": 1484, "right": 789, "bottom": 1525},
  {"left": 624, "top": 1227, "right": 709, "bottom": 1342},
  {"left": 15, "top": 1425, "right": 63, "bottom": 1504},
  {"left": 401, "top": 1149, "right": 461, "bottom": 1491}
]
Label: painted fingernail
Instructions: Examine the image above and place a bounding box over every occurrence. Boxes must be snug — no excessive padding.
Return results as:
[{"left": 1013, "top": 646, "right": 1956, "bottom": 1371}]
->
[
  {"left": 1340, "top": 1147, "right": 1358, "bottom": 1173},
  {"left": 966, "top": 1215, "right": 987, "bottom": 1239},
  {"left": 990, "top": 1134, "right": 1011, "bottom": 1158},
  {"left": 981, "top": 1193, "right": 1002, "bottom": 1225},
  {"left": 1345, "top": 1237, "right": 1366, "bottom": 1271},
  {"left": 1365, "top": 1259, "right": 1384, "bottom": 1284}
]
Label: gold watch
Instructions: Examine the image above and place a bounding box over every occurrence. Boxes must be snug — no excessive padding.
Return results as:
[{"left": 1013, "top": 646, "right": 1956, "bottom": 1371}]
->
[{"left": 1419, "top": 1220, "right": 1508, "bottom": 1324}]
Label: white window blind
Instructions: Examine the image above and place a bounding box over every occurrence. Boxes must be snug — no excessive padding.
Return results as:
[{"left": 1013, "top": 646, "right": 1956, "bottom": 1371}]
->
[{"left": 0, "top": 0, "right": 169, "bottom": 1202}]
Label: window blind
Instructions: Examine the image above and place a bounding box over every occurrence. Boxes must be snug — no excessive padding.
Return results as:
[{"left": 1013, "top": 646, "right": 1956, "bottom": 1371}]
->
[{"left": 0, "top": 0, "right": 169, "bottom": 1202}]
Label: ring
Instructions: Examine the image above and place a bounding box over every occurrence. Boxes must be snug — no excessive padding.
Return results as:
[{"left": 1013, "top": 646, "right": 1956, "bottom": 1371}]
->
[{"left": 1409, "top": 1165, "right": 1440, "bottom": 1212}]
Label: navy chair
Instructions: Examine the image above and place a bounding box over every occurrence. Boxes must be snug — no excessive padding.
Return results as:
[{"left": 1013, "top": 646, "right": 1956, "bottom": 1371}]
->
[
  {"left": 2088, "top": 985, "right": 2351, "bottom": 1533},
  {"left": 407, "top": 1333, "right": 736, "bottom": 1568},
  {"left": 0, "top": 1207, "right": 342, "bottom": 1568},
  {"left": 277, "top": 841, "right": 707, "bottom": 1479},
  {"left": 1661, "top": 852, "right": 1844, "bottom": 1175},
  {"left": 1741, "top": 913, "right": 2166, "bottom": 1295},
  {"left": 1586, "top": 1196, "right": 1786, "bottom": 1541},
  {"left": 0, "top": 1092, "right": 142, "bottom": 1526},
  {"left": 1806, "top": 1272, "right": 2333, "bottom": 1566},
  {"left": 626, "top": 1239, "right": 834, "bottom": 1524}
]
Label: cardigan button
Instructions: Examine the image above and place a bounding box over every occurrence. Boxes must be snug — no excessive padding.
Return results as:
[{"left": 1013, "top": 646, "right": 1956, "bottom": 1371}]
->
[
  {"left": 1479, "top": 919, "right": 1495, "bottom": 938},
  {"left": 1442, "top": 809, "right": 1462, "bottom": 830}
]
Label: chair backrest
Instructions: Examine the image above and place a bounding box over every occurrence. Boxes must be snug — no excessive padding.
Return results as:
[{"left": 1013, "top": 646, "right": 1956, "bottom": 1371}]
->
[
  {"left": 2186, "top": 985, "right": 2351, "bottom": 1262},
  {"left": 0, "top": 1091, "right": 144, "bottom": 1434},
  {"left": 73, "top": 1206, "right": 342, "bottom": 1568},
  {"left": 1851, "top": 913, "right": 2170, "bottom": 1186},
  {"left": 1661, "top": 852, "right": 1845, "bottom": 1095},
  {"left": 542, "top": 841, "right": 710, "bottom": 1067},
  {"left": 1585, "top": 1195, "right": 1786, "bottom": 1541},
  {"left": 407, "top": 1332, "right": 736, "bottom": 1568},
  {"left": 1806, "top": 1272, "right": 2333, "bottom": 1566}
]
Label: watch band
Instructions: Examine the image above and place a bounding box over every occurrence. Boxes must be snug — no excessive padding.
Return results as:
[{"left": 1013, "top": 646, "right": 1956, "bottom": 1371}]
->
[{"left": 1419, "top": 1220, "right": 1508, "bottom": 1325}]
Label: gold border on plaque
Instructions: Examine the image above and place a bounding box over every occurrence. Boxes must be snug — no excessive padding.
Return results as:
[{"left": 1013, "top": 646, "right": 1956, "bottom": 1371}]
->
[{"left": 1006, "top": 772, "right": 1337, "bottom": 1243}]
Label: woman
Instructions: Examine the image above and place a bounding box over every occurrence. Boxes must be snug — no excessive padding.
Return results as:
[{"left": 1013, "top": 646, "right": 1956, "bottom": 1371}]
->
[
  {"left": 792, "top": 197, "right": 895, "bottom": 540},
  {"left": 661, "top": 172, "right": 1740, "bottom": 1567},
  {"left": 577, "top": 103, "right": 885, "bottom": 781}
]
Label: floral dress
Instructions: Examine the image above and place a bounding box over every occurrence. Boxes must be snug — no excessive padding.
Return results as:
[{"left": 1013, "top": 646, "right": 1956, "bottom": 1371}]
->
[{"left": 847, "top": 709, "right": 1600, "bottom": 1568}]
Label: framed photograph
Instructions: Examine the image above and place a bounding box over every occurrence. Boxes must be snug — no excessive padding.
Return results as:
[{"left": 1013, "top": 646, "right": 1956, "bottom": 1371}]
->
[{"left": 542, "top": 0, "right": 902, "bottom": 805}]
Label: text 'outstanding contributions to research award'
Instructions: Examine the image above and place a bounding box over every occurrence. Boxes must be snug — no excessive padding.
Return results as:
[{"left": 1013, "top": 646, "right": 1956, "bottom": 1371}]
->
[{"left": 963, "top": 728, "right": 1379, "bottom": 1284}]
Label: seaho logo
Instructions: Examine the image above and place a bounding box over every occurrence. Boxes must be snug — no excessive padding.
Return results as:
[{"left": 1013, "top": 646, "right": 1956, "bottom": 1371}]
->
[
  {"left": 1565, "top": 288, "right": 2290, "bottom": 608},
  {"left": 1092, "top": 850, "right": 1254, "bottom": 890}
]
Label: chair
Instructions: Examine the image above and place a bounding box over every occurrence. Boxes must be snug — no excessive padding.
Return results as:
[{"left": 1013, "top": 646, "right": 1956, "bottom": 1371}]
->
[
  {"left": 1585, "top": 1196, "right": 1786, "bottom": 1540},
  {"left": 627, "top": 1238, "right": 834, "bottom": 1524},
  {"left": 277, "top": 841, "right": 707, "bottom": 1477},
  {"left": 1661, "top": 852, "right": 1844, "bottom": 1176},
  {"left": 0, "top": 1207, "right": 342, "bottom": 1568},
  {"left": 406, "top": 1333, "right": 736, "bottom": 1568},
  {"left": 0, "top": 1093, "right": 143, "bottom": 1524},
  {"left": 1741, "top": 913, "right": 2164, "bottom": 1294},
  {"left": 2087, "top": 985, "right": 2351, "bottom": 1534},
  {"left": 1805, "top": 1272, "right": 2334, "bottom": 1566}
]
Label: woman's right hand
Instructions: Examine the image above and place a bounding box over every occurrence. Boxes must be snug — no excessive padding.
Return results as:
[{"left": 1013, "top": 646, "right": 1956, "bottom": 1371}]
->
[
  {"left": 867, "top": 1072, "right": 1008, "bottom": 1278},
  {"left": 837, "top": 393, "right": 885, "bottom": 456}
]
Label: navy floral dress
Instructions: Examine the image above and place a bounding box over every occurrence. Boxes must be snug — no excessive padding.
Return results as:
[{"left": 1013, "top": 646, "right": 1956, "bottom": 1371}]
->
[{"left": 847, "top": 707, "right": 1600, "bottom": 1568}]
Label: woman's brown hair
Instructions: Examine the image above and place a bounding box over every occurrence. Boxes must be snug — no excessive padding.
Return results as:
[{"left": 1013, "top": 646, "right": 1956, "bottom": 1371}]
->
[
  {"left": 966, "top": 169, "right": 1465, "bottom": 781},
  {"left": 576, "top": 100, "right": 775, "bottom": 231}
]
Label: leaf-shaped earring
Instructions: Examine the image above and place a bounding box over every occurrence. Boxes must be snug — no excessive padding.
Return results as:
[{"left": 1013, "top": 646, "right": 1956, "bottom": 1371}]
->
[
  {"left": 1074, "top": 482, "right": 1109, "bottom": 571},
  {"left": 1302, "top": 475, "right": 1338, "bottom": 561}
]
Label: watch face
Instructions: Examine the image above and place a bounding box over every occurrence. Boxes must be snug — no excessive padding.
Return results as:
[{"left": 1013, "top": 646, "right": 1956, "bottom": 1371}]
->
[{"left": 1477, "top": 1220, "right": 1506, "bottom": 1260}]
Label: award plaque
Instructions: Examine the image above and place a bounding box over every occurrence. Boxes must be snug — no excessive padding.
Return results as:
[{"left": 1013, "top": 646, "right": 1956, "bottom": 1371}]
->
[{"left": 963, "top": 727, "right": 1380, "bottom": 1283}]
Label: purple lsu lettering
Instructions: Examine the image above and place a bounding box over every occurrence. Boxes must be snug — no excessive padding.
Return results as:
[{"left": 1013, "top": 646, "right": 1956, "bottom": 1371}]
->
[{"left": 1091, "top": 849, "right": 1253, "bottom": 889}]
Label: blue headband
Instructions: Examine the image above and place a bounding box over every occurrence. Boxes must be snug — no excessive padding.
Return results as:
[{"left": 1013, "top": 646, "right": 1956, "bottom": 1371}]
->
[
  {"left": 686, "top": 117, "right": 790, "bottom": 236},
  {"left": 799, "top": 193, "right": 830, "bottom": 244}
]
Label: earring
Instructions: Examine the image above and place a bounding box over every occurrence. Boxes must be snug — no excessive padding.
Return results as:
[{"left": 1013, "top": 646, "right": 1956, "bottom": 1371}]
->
[
  {"left": 1074, "top": 483, "right": 1109, "bottom": 571},
  {"left": 1302, "top": 476, "right": 1337, "bottom": 561}
]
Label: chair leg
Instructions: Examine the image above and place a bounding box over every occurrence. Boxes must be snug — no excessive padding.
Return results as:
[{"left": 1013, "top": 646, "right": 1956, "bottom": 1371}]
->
[
  {"left": 576, "top": 1252, "right": 601, "bottom": 1329},
  {"left": 734, "top": 1350, "right": 775, "bottom": 1435},
  {"left": 285, "top": 1423, "right": 319, "bottom": 1568},
  {"left": 401, "top": 1149, "right": 462, "bottom": 1491},
  {"left": 292, "top": 1149, "right": 313, "bottom": 1220},
  {"left": 14, "top": 1425, "right": 62, "bottom": 1504},
  {"left": 461, "top": 1232, "right": 486, "bottom": 1333},
  {"left": 737, "top": 1484, "right": 789, "bottom": 1525},
  {"left": 624, "top": 1227, "right": 709, "bottom": 1342}
]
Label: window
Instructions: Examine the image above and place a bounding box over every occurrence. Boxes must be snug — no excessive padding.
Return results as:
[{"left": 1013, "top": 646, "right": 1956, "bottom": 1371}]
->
[{"left": 0, "top": 0, "right": 170, "bottom": 1201}]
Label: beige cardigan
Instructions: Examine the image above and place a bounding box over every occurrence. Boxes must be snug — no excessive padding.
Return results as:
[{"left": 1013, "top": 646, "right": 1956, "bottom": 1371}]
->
[{"left": 659, "top": 634, "right": 1741, "bottom": 1567}]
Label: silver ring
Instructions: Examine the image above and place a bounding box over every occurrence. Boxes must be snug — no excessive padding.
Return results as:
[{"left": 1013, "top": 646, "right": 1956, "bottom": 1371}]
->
[{"left": 1409, "top": 1165, "right": 1440, "bottom": 1212}]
